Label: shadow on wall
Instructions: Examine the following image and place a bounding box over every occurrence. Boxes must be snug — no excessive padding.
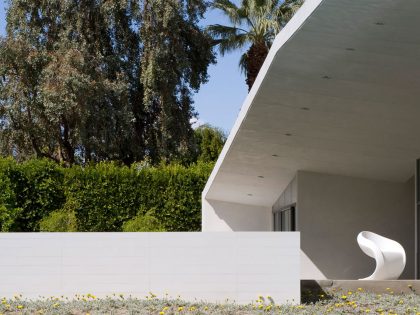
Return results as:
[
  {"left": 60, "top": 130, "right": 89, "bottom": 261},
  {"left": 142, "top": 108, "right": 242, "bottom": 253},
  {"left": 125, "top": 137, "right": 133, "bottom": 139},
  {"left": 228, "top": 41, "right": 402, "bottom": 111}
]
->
[
  {"left": 297, "top": 171, "right": 415, "bottom": 280},
  {"left": 301, "top": 250, "right": 327, "bottom": 280},
  {"left": 202, "top": 199, "right": 272, "bottom": 231}
]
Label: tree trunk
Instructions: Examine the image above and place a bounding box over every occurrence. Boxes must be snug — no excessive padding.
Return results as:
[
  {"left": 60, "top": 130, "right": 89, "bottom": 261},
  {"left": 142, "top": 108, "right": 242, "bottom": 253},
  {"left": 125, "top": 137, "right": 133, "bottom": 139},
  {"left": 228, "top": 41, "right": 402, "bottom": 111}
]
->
[{"left": 245, "top": 42, "right": 269, "bottom": 91}]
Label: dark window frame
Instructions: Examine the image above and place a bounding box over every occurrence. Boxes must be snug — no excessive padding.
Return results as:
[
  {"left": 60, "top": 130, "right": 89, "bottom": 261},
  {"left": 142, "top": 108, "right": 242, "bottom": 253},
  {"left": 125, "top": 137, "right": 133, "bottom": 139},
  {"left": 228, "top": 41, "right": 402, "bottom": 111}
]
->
[{"left": 273, "top": 203, "right": 296, "bottom": 232}]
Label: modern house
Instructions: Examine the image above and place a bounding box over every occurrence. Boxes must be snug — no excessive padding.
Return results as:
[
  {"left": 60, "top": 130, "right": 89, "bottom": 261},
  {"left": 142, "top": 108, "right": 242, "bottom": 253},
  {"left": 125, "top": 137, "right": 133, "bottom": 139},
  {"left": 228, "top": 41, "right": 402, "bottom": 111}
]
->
[
  {"left": 202, "top": 0, "right": 420, "bottom": 280},
  {"left": 3, "top": 0, "right": 420, "bottom": 304}
]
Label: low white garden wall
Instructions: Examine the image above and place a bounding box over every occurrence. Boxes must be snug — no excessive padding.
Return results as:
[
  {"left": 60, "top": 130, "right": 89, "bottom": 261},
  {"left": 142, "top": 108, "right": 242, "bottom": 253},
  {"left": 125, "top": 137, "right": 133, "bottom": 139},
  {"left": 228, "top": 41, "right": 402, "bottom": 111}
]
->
[{"left": 0, "top": 232, "right": 300, "bottom": 304}]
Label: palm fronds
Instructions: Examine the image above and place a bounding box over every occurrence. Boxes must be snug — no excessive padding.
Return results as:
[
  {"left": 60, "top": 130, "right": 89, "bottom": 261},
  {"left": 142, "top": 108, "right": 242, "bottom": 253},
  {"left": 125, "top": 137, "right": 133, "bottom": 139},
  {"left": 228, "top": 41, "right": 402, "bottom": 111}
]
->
[
  {"left": 207, "top": 0, "right": 304, "bottom": 89},
  {"left": 208, "top": 0, "right": 304, "bottom": 49}
]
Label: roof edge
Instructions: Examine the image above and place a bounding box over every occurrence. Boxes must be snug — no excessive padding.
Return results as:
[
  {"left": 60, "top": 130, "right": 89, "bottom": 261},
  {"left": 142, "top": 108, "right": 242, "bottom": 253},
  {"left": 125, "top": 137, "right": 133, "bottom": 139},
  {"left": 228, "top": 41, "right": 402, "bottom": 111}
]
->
[{"left": 202, "top": 0, "right": 324, "bottom": 201}]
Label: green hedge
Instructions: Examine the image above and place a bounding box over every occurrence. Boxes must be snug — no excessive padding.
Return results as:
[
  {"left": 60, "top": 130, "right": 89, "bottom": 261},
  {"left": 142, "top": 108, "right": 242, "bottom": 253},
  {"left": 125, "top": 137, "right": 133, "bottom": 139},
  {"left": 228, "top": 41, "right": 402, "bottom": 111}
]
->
[
  {"left": 0, "top": 158, "right": 65, "bottom": 231},
  {"left": 0, "top": 158, "right": 213, "bottom": 232}
]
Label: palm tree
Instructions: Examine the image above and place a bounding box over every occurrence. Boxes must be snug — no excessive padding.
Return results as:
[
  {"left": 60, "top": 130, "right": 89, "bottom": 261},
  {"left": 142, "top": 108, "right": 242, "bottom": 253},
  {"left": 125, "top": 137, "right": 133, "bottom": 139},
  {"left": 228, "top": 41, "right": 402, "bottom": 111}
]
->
[{"left": 208, "top": 0, "right": 303, "bottom": 91}]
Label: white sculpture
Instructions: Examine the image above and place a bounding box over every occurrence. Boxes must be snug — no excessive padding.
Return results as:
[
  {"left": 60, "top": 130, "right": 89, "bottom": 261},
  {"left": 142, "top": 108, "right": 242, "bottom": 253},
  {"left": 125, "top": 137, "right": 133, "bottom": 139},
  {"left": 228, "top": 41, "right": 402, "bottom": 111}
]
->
[{"left": 357, "top": 231, "right": 406, "bottom": 280}]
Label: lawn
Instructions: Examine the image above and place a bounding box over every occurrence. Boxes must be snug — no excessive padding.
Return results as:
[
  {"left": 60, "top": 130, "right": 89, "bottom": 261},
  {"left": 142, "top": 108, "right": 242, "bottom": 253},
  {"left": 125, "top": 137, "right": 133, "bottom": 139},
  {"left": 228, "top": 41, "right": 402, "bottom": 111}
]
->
[{"left": 0, "top": 289, "right": 419, "bottom": 314}]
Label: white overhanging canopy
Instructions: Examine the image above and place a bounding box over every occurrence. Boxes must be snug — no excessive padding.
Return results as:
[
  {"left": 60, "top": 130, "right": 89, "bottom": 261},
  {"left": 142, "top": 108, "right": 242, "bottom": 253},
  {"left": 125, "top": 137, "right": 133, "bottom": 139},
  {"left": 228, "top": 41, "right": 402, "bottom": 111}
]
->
[{"left": 203, "top": 0, "right": 420, "bottom": 207}]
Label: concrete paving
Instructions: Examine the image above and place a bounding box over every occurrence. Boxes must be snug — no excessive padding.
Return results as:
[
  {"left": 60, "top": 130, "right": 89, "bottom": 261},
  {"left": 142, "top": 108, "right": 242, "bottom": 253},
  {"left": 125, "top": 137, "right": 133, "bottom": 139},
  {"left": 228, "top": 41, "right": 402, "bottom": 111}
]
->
[{"left": 302, "top": 280, "right": 420, "bottom": 295}]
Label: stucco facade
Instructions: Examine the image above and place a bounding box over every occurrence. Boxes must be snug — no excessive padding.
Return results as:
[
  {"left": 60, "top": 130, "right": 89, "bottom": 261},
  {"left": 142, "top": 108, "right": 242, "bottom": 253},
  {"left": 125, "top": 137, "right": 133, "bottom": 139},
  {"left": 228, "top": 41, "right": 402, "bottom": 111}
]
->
[
  {"left": 202, "top": 0, "right": 420, "bottom": 280},
  {"left": 297, "top": 171, "right": 414, "bottom": 279},
  {"left": 202, "top": 171, "right": 416, "bottom": 280}
]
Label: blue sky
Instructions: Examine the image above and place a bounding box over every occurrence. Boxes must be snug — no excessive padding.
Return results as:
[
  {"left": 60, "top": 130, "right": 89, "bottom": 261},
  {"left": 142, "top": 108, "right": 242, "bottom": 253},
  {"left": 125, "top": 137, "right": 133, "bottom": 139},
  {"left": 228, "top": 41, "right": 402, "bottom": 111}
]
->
[{"left": 0, "top": 2, "right": 247, "bottom": 133}]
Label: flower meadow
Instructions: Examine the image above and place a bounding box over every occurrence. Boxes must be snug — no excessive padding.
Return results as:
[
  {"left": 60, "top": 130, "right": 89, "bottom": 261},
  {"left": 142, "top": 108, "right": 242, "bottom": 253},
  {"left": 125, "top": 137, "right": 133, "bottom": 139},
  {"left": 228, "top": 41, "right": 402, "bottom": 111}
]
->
[{"left": 0, "top": 288, "right": 419, "bottom": 315}]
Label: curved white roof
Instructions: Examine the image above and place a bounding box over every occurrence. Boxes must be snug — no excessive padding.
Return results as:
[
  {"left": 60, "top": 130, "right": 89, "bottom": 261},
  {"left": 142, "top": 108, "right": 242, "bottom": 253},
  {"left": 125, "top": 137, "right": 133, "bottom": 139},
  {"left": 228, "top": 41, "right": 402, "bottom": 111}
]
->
[{"left": 204, "top": 0, "right": 420, "bottom": 206}]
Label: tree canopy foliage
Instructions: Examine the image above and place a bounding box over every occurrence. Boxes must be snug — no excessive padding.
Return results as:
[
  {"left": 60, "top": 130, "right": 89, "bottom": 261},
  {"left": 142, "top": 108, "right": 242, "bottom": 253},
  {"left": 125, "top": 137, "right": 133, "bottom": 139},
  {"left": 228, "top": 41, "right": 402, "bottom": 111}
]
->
[
  {"left": 193, "top": 124, "right": 226, "bottom": 163},
  {"left": 0, "top": 0, "right": 215, "bottom": 165},
  {"left": 208, "top": 0, "right": 302, "bottom": 90}
]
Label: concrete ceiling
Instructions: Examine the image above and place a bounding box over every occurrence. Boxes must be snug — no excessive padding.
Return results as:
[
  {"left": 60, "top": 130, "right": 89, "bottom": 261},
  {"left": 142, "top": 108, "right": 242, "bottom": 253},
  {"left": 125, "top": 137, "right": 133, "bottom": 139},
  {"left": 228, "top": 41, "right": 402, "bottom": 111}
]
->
[{"left": 203, "top": 0, "right": 420, "bottom": 207}]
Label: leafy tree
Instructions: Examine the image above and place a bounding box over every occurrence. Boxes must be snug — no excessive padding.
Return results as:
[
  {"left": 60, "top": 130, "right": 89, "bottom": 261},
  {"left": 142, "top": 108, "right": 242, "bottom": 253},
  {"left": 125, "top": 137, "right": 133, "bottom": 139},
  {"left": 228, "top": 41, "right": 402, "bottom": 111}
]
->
[
  {"left": 208, "top": 0, "right": 302, "bottom": 91},
  {"left": 140, "top": 0, "right": 215, "bottom": 163},
  {"left": 0, "top": 0, "right": 215, "bottom": 165},
  {"left": 194, "top": 124, "right": 226, "bottom": 162}
]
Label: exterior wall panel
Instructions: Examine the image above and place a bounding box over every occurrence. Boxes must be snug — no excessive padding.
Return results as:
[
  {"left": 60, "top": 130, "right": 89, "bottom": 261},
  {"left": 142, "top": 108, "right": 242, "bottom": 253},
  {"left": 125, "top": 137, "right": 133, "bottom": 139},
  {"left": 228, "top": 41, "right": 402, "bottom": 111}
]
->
[
  {"left": 0, "top": 232, "right": 300, "bottom": 304},
  {"left": 273, "top": 176, "right": 298, "bottom": 211},
  {"left": 202, "top": 199, "right": 272, "bottom": 231},
  {"left": 297, "top": 171, "right": 414, "bottom": 279}
]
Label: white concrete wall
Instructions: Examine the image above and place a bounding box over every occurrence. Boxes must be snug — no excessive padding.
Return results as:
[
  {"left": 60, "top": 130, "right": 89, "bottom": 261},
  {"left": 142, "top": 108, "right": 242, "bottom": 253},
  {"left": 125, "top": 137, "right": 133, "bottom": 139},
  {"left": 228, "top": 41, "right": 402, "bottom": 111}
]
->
[
  {"left": 202, "top": 199, "right": 272, "bottom": 231},
  {"left": 297, "top": 171, "right": 415, "bottom": 280},
  {"left": 0, "top": 232, "right": 300, "bottom": 304},
  {"left": 271, "top": 175, "right": 327, "bottom": 279}
]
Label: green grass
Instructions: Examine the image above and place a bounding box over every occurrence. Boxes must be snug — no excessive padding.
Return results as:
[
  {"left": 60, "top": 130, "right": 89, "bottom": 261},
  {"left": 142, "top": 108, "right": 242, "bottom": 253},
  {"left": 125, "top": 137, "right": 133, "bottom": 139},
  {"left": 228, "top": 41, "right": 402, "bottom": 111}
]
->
[{"left": 0, "top": 290, "right": 419, "bottom": 314}]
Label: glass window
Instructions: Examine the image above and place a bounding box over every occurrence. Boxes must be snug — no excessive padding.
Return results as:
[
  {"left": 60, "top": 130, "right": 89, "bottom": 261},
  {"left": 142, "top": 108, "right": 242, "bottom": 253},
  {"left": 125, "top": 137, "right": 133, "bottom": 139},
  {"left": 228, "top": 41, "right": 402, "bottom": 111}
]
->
[{"left": 273, "top": 205, "right": 296, "bottom": 231}]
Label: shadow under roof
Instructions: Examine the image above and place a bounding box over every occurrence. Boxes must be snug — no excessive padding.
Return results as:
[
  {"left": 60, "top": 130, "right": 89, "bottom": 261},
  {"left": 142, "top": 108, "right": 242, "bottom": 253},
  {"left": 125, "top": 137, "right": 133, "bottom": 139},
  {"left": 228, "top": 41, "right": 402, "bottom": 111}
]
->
[{"left": 203, "top": 0, "right": 420, "bottom": 207}]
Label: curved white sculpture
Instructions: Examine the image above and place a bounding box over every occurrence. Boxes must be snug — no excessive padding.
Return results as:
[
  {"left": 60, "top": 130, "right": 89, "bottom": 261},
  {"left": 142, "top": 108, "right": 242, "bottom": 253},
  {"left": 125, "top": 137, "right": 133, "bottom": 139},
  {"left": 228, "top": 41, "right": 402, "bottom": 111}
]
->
[{"left": 357, "top": 231, "right": 406, "bottom": 280}]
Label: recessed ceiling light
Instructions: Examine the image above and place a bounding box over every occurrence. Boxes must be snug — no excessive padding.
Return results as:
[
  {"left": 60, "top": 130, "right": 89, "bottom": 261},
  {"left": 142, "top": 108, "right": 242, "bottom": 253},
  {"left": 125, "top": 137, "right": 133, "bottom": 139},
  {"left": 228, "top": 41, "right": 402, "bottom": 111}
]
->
[
  {"left": 322, "top": 75, "right": 331, "bottom": 79},
  {"left": 345, "top": 48, "right": 355, "bottom": 51},
  {"left": 375, "top": 22, "right": 384, "bottom": 25},
  {"left": 258, "top": 175, "right": 264, "bottom": 178},
  {"left": 284, "top": 133, "right": 292, "bottom": 136},
  {"left": 272, "top": 154, "right": 279, "bottom": 157},
  {"left": 300, "top": 107, "right": 310, "bottom": 111},
  {"left": 247, "top": 193, "right": 253, "bottom": 196}
]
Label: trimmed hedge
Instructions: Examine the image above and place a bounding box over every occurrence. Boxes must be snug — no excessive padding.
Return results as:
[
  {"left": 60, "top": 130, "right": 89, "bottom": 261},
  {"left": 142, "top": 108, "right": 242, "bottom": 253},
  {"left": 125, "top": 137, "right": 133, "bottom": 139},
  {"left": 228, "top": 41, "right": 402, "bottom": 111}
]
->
[
  {"left": 122, "top": 213, "right": 166, "bottom": 232},
  {"left": 0, "top": 158, "right": 213, "bottom": 232},
  {"left": 0, "top": 158, "right": 65, "bottom": 231}
]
